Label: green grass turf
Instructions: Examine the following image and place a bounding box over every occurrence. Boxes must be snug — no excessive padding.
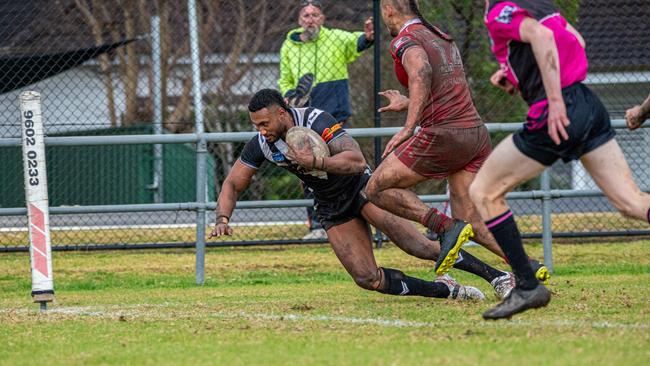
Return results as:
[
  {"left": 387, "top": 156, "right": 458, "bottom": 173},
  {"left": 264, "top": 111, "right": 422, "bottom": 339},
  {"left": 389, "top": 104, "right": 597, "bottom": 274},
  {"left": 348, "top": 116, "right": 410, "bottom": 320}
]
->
[
  {"left": 1, "top": 211, "right": 647, "bottom": 247},
  {"left": 1, "top": 241, "right": 649, "bottom": 365}
]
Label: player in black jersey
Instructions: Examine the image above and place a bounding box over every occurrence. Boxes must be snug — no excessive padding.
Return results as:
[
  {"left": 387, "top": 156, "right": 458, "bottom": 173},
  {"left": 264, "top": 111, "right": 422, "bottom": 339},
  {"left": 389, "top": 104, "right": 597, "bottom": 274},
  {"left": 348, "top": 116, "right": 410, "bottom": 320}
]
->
[{"left": 210, "top": 89, "right": 518, "bottom": 301}]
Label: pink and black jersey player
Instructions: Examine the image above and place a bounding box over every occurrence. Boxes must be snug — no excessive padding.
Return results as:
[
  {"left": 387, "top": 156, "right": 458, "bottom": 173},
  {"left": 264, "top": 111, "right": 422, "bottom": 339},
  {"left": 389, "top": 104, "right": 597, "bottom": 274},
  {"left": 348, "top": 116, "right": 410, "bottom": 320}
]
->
[
  {"left": 470, "top": 0, "right": 650, "bottom": 320},
  {"left": 487, "top": 1, "right": 588, "bottom": 115},
  {"left": 485, "top": 0, "right": 614, "bottom": 159}
]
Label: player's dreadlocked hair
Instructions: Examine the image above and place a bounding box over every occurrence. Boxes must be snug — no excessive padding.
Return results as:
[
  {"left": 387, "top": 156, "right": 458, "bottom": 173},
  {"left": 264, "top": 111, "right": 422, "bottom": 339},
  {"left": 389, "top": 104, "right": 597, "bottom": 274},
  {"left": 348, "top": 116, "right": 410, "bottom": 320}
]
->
[{"left": 407, "top": 0, "right": 453, "bottom": 41}]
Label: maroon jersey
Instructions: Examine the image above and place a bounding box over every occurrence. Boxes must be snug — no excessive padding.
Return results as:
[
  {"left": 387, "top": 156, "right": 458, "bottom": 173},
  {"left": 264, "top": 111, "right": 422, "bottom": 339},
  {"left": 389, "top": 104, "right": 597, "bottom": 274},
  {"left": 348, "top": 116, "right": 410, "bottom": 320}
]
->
[{"left": 390, "top": 20, "right": 482, "bottom": 128}]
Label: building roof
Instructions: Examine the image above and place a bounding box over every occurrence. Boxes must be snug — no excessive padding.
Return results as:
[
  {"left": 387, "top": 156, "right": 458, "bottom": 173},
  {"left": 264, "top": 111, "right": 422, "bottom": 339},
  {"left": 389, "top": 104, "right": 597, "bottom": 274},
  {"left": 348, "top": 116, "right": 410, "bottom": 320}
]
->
[
  {"left": 0, "top": 0, "right": 95, "bottom": 55},
  {"left": 578, "top": 0, "right": 650, "bottom": 72},
  {"left": 0, "top": 1, "right": 372, "bottom": 56}
]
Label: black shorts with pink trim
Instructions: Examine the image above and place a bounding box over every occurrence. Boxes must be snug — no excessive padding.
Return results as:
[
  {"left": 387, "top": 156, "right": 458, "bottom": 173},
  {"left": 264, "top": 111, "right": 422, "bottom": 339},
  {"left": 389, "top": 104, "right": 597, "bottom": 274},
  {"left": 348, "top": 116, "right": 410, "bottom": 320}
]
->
[{"left": 513, "top": 83, "right": 616, "bottom": 166}]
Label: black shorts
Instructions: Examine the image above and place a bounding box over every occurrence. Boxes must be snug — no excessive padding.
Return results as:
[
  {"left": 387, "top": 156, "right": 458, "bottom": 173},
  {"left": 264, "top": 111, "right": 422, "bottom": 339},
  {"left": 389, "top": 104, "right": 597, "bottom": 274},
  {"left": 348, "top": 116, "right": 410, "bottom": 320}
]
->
[
  {"left": 314, "top": 173, "right": 370, "bottom": 231},
  {"left": 513, "top": 83, "right": 616, "bottom": 166}
]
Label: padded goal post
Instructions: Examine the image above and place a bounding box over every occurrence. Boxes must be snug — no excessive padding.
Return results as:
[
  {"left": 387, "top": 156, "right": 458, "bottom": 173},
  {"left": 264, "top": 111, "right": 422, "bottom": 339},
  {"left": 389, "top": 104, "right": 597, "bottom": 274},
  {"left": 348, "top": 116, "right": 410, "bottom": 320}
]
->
[{"left": 20, "top": 91, "right": 55, "bottom": 310}]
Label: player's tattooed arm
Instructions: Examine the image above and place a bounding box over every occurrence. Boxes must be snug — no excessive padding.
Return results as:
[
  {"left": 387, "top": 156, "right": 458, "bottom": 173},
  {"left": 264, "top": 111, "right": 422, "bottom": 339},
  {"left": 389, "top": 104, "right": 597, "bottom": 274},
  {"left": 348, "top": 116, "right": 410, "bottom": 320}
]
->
[
  {"left": 319, "top": 134, "right": 366, "bottom": 175},
  {"left": 402, "top": 46, "right": 432, "bottom": 132},
  {"left": 329, "top": 133, "right": 362, "bottom": 155},
  {"left": 519, "top": 17, "right": 569, "bottom": 145},
  {"left": 381, "top": 45, "right": 431, "bottom": 158}
]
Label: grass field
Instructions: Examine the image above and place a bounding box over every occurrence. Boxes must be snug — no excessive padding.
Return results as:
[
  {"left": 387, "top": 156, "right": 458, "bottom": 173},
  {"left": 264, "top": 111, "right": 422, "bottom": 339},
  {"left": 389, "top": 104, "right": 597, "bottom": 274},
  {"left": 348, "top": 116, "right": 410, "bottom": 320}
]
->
[
  {"left": 1, "top": 240, "right": 649, "bottom": 365},
  {"left": 1, "top": 211, "right": 648, "bottom": 247}
]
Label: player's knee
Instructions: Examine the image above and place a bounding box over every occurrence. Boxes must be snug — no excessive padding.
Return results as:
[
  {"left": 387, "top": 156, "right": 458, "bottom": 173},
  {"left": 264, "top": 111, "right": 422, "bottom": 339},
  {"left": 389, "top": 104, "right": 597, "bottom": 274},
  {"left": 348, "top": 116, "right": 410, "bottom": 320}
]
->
[
  {"left": 363, "top": 179, "right": 380, "bottom": 202},
  {"left": 469, "top": 180, "right": 489, "bottom": 207},
  {"left": 615, "top": 201, "right": 634, "bottom": 218},
  {"left": 611, "top": 195, "right": 641, "bottom": 219},
  {"left": 351, "top": 271, "right": 381, "bottom": 291}
]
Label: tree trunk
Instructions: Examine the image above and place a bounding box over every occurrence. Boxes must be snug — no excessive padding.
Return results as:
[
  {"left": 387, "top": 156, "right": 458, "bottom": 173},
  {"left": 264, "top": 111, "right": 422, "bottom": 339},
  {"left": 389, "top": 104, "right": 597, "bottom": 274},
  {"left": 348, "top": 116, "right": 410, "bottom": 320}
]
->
[{"left": 73, "top": 0, "right": 118, "bottom": 127}]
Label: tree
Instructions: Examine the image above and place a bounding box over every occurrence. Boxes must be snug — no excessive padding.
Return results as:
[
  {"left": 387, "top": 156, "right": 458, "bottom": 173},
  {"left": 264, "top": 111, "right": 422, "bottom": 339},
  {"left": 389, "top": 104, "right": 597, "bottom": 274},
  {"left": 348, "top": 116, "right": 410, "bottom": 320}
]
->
[{"left": 72, "top": 0, "right": 147, "bottom": 127}]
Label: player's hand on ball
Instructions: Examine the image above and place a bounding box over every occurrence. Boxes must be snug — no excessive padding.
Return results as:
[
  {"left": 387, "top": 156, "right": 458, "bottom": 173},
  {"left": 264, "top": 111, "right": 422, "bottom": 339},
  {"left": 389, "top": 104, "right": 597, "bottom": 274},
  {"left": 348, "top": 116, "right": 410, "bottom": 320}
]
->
[
  {"left": 378, "top": 90, "right": 409, "bottom": 113},
  {"left": 286, "top": 138, "right": 315, "bottom": 169},
  {"left": 209, "top": 222, "right": 233, "bottom": 238}
]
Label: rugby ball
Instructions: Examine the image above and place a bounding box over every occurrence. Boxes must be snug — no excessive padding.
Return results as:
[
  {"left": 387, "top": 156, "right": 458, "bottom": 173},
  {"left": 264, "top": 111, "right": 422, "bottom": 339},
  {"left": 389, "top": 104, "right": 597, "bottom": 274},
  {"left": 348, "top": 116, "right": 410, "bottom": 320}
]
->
[
  {"left": 285, "top": 126, "right": 330, "bottom": 158},
  {"left": 285, "top": 126, "right": 330, "bottom": 178}
]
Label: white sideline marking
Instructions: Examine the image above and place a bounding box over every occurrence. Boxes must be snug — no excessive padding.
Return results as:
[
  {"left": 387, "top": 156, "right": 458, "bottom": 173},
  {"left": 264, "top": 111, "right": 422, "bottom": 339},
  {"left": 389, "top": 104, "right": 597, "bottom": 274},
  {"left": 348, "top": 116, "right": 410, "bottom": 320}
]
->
[
  {"left": 0, "top": 221, "right": 304, "bottom": 233},
  {"left": 2, "top": 305, "right": 649, "bottom": 330},
  {"left": 221, "top": 312, "right": 437, "bottom": 328},
  {"left": 215, "top": 312, "right": 650, "bottom": 330}
]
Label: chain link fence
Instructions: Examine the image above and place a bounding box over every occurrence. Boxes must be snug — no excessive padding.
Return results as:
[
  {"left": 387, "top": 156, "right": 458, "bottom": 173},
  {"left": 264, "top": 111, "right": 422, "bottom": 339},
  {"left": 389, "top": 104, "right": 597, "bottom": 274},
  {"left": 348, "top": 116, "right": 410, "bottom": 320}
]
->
[{"left": 0, "top": 0, "right": 648, "bottom": 251}]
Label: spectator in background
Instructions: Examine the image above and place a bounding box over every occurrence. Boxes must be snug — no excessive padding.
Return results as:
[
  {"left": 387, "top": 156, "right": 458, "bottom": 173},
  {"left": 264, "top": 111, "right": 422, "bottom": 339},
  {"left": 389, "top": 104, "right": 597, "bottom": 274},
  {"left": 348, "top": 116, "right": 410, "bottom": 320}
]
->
[
  {"left": 625, "top": 93, "right": 650, "bottom": 130},
  {"left": 278, "top": 0, "right": 374, "bottom": 239}
]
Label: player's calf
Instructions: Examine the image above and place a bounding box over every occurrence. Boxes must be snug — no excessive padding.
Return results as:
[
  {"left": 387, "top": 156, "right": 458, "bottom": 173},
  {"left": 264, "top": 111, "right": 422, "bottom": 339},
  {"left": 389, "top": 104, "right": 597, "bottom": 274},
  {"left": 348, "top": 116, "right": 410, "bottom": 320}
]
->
[
  {"left": 452, "top": 249, "right": 507, "bottom": 283},
  {"left": 375, "top": 267, "right": 451, "bottom": 298}
]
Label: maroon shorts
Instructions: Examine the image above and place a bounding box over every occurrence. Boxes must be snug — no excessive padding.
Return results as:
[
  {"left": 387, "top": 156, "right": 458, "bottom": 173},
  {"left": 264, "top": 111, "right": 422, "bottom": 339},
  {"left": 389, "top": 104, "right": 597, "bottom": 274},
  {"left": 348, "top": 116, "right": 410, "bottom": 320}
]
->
[{"left": 394, "top": 125, "right": 492, "bottom": 179}]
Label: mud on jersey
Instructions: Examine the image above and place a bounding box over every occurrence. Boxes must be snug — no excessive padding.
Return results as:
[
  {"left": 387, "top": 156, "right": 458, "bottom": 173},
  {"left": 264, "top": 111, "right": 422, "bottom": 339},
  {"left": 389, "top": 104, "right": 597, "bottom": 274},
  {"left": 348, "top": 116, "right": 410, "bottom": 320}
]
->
[
  {"left": 239, "top": 107, "right": 371, "bottom": 202},
  {"left": 389, "top": 21, "right": 482, "bottom": 128}
]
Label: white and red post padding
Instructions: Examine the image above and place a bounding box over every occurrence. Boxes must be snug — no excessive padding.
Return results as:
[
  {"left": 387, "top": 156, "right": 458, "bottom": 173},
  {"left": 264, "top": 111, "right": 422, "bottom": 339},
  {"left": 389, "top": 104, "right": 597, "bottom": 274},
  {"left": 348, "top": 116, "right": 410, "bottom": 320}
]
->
[{"left": 20, "top": 91, "right": 55, "bottom": 309}]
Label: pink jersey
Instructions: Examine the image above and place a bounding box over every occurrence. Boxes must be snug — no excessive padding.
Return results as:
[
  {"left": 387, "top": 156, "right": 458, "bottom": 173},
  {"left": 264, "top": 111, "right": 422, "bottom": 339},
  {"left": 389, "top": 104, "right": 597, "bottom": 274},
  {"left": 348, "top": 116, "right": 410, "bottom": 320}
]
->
[{"left": 485, "top": 0, "right": 588, "bottom": 108}]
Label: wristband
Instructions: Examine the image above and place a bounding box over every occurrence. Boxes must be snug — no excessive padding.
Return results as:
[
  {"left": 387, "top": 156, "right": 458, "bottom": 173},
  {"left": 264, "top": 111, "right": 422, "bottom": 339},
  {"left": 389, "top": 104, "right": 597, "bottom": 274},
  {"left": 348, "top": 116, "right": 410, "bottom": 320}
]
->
[{"left": 217, "top": 215, "right": 229, "bottom": 224}]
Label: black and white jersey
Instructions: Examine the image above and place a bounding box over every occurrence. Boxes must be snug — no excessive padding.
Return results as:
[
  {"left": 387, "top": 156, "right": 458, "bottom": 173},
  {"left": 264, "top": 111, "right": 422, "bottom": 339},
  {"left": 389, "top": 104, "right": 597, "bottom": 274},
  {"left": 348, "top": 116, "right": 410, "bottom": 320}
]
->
[{"left": 239, "top": 107, "right": 370, "bottom": 202}]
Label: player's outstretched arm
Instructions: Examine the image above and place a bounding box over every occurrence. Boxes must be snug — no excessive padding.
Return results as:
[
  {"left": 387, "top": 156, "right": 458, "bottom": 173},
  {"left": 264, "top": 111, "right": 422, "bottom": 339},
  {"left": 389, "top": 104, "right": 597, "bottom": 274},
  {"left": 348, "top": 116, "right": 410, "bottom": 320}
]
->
[
  {"left": 626, "top": 93, "right": 650, "bottom": 131},
  {"left": 378, "top": 90, "right": 409, "bottom": 113},
  {"left": 382, "top": 46, "right": 432, "bottom": 158},
  {"left": 209, "top": 160, "right": 256, "bottom": 238},
  {"left": 489, "top": 68, "right": 517, "bottom": 95},
  {"left": 519, "top": 17, "right": 569, "bottom": 145}
]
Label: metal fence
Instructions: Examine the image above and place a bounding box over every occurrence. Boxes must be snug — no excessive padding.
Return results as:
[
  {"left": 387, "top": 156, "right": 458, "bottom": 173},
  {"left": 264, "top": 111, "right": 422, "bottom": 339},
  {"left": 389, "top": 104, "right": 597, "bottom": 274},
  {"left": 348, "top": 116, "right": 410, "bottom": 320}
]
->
[{"left": 1, "top": 0, "right": 649, "bottom": 264}]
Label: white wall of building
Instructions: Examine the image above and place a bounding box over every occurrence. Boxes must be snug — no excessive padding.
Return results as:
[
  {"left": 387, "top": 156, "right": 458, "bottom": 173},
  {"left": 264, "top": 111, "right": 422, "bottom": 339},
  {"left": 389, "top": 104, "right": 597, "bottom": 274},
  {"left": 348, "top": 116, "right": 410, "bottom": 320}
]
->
[{"left": 0, "top": 58, "right": 281, "bottom": 138}]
